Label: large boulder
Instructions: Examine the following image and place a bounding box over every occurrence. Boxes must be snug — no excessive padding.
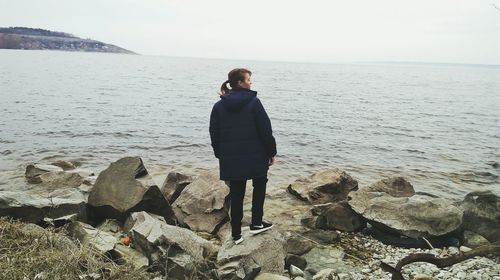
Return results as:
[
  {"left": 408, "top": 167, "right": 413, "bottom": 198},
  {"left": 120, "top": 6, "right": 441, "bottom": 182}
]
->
[
  {"left": 287, "top": 169, "right": 358, "bottom": 204},
  {"left": 217, "top": 227, "right": 287, "bottom": 280},
  {"left": 349, "top": 178, "right": 463, "bottom": 238},
  {"left": 171, "top": 169, "right": 230, "bottom": 234},
  {"left": 0, "top": 188, "right": 87, "bottom": 223},
  {"left": 302, "top": 201, "right": 365, "bottom": 232},
  {"left": 124, "top": 211, "right": 218, "bottom": 279},
  {"left": 88, "top": 157, "right": 175, "bottom": 224},
  {"left": 160, "top": 171, "right": 192, "bottom": 204},
  {"left": 124, "top": 211, "right": 218, "bottom": 261},
  {"left": 458, "top": 191, "right": 500, "bottom": 243}
]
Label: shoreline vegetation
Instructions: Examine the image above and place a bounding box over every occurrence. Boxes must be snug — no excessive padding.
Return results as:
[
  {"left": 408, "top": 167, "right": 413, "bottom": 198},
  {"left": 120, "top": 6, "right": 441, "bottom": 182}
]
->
[
  {"left": 0, "top": 156, "right": 498, "bottom": 279},
  {"left": 0, "top": 27, "right": 135, "bottom": 54}
]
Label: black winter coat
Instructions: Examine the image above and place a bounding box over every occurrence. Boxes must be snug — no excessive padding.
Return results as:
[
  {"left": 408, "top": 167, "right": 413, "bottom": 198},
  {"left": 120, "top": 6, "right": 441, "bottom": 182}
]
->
[{"left": 209, "top": 88, "right": 277, "bottom": 180}]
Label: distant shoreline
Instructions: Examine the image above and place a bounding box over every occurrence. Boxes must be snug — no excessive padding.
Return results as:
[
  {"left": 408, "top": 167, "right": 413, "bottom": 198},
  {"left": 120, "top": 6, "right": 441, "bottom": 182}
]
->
[{"left": 0, "top": 27, "right": 135, "bottom": 54}]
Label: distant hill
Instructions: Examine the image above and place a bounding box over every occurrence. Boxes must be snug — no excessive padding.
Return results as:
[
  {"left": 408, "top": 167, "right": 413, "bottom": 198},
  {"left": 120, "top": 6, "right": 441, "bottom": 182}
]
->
[{"left": 0, "top": 27, "right": 135, "bottom": 54}]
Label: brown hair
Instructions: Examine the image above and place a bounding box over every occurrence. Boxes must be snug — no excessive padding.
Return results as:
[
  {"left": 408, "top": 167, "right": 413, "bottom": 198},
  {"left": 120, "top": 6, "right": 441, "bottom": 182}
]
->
[{"left": 219, "top": 68, "right": 252, "bottom": 96}]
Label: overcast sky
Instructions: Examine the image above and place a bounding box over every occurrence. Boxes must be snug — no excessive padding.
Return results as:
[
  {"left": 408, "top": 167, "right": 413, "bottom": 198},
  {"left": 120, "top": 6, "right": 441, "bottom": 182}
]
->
[{"left": 1, "top": 0, "right": 499, "bottom": 64}]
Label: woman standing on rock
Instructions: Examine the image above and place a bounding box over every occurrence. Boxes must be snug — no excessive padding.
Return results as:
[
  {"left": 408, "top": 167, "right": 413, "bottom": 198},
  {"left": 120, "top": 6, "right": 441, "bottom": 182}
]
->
[{"left": 209, "top": 68, "right": 277, "bottom": 245}]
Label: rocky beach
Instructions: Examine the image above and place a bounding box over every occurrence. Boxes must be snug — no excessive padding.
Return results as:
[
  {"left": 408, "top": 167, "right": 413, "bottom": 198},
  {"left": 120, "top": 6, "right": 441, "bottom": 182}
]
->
[{"left": 1, "top": 156, "right": 498, "bottom": 280}]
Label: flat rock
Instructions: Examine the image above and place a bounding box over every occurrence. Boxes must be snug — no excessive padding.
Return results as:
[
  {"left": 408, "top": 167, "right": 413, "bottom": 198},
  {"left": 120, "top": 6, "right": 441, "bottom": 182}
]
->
[
  {"left": 25, "top": 164, "right": 63, "bottom": 183},
  {"left": 172, "top": 169, "right": 229, "bottom": 233},
  {"left": 217, "top": 227, "right": 287, "bottom": 280},
  {"left": 287, "top": 169, "right": 358, "bottom": 204},
  {"left": 88, "top": 156, "right": 175, "bottom": 224},
  {"left": 0, "top": 188, "right": 87, "bottom": 223},
  {"left": 349, "top": 183, "right": 463, "bottom": 238}
]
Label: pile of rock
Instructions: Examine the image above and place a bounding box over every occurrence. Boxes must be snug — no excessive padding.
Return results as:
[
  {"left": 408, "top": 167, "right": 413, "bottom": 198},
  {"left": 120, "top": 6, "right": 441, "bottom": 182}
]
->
[
  {"left": 0, "top": 156, "right": 293, "bottom": 279},
  {"left": 1, "top": 159, "right": 499, "bottom": 279}
]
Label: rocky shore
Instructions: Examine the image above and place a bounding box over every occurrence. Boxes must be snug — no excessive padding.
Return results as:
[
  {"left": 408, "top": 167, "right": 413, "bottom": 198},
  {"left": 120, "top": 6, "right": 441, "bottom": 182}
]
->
[
  {"left": 0, "top": 27, "right": 135, "bottom": 54},
  {"left": 0, "top": 156, "right": 498, "bottom": 280}
]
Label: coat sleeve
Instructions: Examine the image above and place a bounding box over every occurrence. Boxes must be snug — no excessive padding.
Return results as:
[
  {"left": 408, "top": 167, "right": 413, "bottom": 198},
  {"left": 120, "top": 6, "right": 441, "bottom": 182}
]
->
[
  {"left": 209, "top": 103, "right": 220, "bottom": 158},
  {"left": 253, "top": 98, "right": 277, "bottom": 158}
]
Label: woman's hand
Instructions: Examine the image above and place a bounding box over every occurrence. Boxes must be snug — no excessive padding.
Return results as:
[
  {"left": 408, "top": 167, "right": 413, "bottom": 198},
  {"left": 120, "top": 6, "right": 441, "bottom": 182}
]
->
[{"left": 268, "top": 156, "right": 276, "bottom": 166}]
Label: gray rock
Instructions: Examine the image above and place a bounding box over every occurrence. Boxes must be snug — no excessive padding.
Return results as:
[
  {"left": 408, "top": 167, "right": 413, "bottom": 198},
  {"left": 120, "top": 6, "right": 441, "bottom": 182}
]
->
[
  {"left": 38, "top": 171, "right": 85, "bottom": 188},
  {"left": 112, "top": 244, "right": 149, "bottom": 268},
  {"left": 302, "top": 248, "right": 345, "bottom": 273},
  {"left": 364, "top": 177, "right": 415, "bottom": 197},
  {"left": 458, "top": 191, "right": 500, "bottom": 243},
  {"left": 459, "top": 246, "right": 472, "bottom": 252},
  {"left": 349, "top": 186, "right": 463, "bottom": 238},
  {"left": 289, "top": 264, "right": 304, "bottom": 277},
  {"left": 21, "top": 223, "right": 77, "bottom": 250},
  {"left": 312, "top": 268, "right": 339, "bottom": 280},
  {"left": 306, "top": 201, "right": 365, "bottom": 232},
  {"left": 172, "top": 169, "right": 229, "bottom": 234},
  {"left": 0, "top": 188, "right": 87, "bottom": 223},
  {"left": 463, "top": 230, "right": 490, "bottom": 248},
  {"left": 287, "top": 169, "right": 358, "bottom": 204},
  {"left": 25, "top": 164, "right": 63, "bottom": 183},
  {"left": 285, "top": 234, "right": 314, "bottom": 255},
  {"left": 97, "top": 219, "right": 123, "bottom": 238},
  {"left": 51, "top": 160, "right": 77, "bottom": 170},
  {"left": 162, "top": 251, "right": 199, "bottom": 279},
  {"left": 66, "top": 168, "right": 95, "bottom": 178},
  {"left": 42, "top": 213, "right": 78, "bottom": 227},
  {"left": 302, "top": 229, "right": 339, "bottom": 244},
  {"left": 88, "top": 157, "right": 175, "bottom": 223},
  {"left": 124, "top": 211, "right": 218, "bottom": 261},
  {"left": 255, "top": 273, "right": 291, "bottom": 280},
  {"left": 160, "top": 172, "right": 192, "bottom": 204},
  {"left": 69, "top": 221, "right": 117, "bottom": 254},
  {"left": 285, "top": 254, "right": 307, "bottom": 270},
  {"left": 217, "top": 227, "right": 287, "bottom": 279}
]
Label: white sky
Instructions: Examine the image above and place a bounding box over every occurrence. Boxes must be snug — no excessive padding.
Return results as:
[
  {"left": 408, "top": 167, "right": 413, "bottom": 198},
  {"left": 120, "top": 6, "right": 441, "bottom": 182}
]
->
[{"left": 1, "top": 0, "right": 500, "bottom": 64}]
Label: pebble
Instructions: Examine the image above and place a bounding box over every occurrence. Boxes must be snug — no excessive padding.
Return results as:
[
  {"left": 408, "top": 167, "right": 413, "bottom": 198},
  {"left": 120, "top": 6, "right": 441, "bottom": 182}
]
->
[
  {"left": 460, "top": 246, "right": 472, "bottom": 252},
  {"left": 333, "top": 231, "right": 500, "bottom": 280}
]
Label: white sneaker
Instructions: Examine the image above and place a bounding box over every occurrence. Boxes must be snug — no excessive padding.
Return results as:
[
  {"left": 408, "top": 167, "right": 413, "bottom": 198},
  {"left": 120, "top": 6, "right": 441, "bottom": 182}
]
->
[{"left": 233, "top": 236, "right": 244, "bottom": 245}]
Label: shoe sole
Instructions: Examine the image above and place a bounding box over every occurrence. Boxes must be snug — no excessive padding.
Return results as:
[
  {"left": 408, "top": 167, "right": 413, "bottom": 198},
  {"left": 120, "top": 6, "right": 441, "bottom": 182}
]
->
[
  {"left": 234, "top": 238, "right": 244, "bottom": 245},
  {"left": 249, "top": 225, "right": 273, "bottom": 235}
]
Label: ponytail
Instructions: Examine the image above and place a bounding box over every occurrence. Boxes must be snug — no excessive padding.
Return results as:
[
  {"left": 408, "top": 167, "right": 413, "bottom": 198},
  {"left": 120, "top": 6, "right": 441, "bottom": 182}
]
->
[
  {"left": 218, "top": 68, "right": 252, "bottom": 96},
  {"left": 219, "top": 80, "right": 230, "bottom": 96}
]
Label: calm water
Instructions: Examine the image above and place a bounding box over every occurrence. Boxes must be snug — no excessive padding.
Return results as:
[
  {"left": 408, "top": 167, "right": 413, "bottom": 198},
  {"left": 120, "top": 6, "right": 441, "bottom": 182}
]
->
[{"left": 1, "top": 50, "right": 499, "bottom": 199}]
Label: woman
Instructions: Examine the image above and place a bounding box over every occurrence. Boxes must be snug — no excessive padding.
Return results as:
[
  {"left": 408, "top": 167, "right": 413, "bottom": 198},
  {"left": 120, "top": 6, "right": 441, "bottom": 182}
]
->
[{"left": 209, "top": 68, "right": 277, "bottom": 245}]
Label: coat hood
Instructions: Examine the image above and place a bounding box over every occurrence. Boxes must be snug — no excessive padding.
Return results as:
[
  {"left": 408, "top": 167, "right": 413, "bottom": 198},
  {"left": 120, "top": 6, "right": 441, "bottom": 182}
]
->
[{"left": 220, "top": 88, "right": 257, "bottom": 111}]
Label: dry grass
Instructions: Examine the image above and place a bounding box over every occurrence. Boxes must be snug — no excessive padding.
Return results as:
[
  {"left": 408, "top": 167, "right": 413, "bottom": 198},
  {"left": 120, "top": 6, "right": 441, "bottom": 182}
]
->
[{"left": 0, "top": 217, "right": 152, "bottom": 280}]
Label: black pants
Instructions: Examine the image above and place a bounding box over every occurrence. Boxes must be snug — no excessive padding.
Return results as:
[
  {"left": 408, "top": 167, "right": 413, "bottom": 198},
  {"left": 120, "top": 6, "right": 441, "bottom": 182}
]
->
[{"left": 228, "top": 177, "right": 268, "bottom": 237}]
